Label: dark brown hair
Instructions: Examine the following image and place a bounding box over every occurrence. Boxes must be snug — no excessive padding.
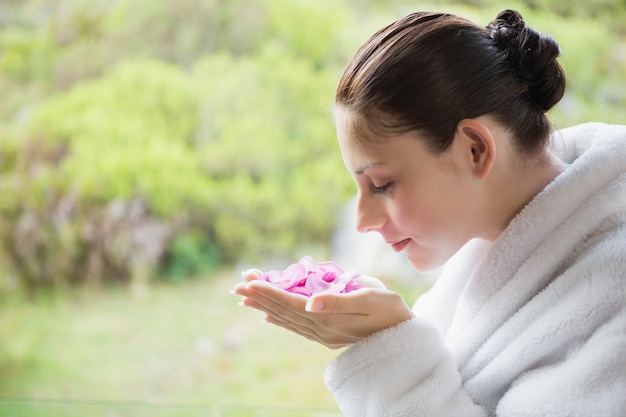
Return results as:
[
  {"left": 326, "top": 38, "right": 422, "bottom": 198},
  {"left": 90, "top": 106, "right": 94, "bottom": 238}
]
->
[{"left": 335, "top": 10, "right": 566, "bottom": 155}]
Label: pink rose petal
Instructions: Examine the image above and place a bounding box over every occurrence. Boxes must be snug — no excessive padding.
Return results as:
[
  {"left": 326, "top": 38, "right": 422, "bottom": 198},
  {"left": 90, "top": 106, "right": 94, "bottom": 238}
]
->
[{"left": 258, "top": 256, "right": 361, "bottom": 296}]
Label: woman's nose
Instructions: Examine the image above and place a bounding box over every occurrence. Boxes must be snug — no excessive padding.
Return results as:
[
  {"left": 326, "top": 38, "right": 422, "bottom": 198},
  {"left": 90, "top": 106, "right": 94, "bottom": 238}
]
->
[{"left": 355, "top": 192, "right": 386, "bottom": 233}]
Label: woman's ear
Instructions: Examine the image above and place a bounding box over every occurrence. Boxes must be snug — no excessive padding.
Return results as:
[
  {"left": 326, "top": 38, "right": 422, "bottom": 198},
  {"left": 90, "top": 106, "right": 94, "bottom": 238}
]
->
[{"left": 454, "top": 118, "right": 496, "bottom": 180}]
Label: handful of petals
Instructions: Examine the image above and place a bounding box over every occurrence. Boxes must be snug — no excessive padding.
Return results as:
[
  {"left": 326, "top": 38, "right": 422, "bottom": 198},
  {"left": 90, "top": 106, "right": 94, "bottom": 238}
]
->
[{"left": 259, "top": 256, "right": 361, "bottom": 296}]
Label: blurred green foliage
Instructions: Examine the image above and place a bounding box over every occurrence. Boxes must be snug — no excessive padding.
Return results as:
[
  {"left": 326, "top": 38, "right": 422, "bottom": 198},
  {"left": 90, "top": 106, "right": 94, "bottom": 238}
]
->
[
  {"left": 0, "top": 274, "right": 343, "bottom": 412},
  {"left": 0, "top": 0, "right": 624, "bottom": 292}
]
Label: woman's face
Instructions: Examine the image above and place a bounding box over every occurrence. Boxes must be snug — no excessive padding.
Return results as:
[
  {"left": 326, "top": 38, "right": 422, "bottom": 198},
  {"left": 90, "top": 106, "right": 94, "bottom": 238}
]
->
[{"left": 335, "top": 109, "right": 484, "bottom": 272}]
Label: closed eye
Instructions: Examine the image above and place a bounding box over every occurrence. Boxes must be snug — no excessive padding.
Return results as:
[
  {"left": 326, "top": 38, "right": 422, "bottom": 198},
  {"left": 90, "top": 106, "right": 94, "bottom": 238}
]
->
[{"left": 372, "top": 182, "right": 392, "bottom": 195}]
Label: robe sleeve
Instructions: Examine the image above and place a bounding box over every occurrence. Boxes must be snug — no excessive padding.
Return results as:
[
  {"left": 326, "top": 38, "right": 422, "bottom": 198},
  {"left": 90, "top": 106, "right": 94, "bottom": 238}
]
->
[{"left": 324, "top": 318, "right": 488, "bottom": 417}]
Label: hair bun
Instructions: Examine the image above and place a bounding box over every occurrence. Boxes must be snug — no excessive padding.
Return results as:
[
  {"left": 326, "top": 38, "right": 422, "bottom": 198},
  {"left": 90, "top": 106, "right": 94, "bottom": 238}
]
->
[{"left": 487, "top": 9, "right": 565, "bottom": 112}]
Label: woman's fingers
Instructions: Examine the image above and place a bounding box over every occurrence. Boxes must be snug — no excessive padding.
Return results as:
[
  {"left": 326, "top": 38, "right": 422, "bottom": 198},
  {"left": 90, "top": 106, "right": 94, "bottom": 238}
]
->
[
  {"left": 305, "top": 287, "right": 390, "bottom": 314},
  {"left": 264, "top": 315, "right": 324, "bottom": 344},
  {"left": 235, "top": 281, "right": 364, "bottom": 341},
  {"left": 236, "top": 280, "right": 317, "bottom": 326},
  {"left": 233, "top": 278, "right": 415, "bottom": 348},
  {"left": 241, "top": 268, "right": 264, "bottom": 282},
  {"left": 265, "top": 314, "right": 361, "bottom": 349}
]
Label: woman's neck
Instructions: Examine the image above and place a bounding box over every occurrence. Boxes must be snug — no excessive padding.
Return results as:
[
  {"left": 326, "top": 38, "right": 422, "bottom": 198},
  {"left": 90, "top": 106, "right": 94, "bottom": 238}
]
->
[{"left": 483, "top": 150, "right": 566, "bottom": 242}]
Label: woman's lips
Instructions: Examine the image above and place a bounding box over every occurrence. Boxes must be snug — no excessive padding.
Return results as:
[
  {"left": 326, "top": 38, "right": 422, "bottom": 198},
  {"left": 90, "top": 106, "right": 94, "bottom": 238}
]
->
[{"left": 390, "top": 238, "right": 410, "bottom": 252}]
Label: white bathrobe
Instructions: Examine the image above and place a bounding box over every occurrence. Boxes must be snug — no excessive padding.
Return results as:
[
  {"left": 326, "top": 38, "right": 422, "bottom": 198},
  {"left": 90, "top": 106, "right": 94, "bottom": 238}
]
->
[{"left": 325, "top": 123, "right": 626, "bottom": 417}]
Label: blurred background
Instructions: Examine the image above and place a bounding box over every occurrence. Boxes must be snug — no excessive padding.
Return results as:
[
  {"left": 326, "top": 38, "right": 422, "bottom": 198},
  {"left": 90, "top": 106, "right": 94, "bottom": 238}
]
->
[{"left": 0, "top": 0, "right": 624, "bottom": 415}]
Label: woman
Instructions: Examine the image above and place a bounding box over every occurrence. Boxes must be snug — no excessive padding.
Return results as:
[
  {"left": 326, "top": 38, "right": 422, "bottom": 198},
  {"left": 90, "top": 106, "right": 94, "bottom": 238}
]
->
[{"left": 233, "top": 9, "right": 626, "bottom": 416}]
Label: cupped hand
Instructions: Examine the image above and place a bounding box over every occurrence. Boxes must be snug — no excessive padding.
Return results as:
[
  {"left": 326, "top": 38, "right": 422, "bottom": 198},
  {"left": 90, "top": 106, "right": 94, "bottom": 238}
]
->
[{"left": 232, "top": 271, "right": 415, "bottom": 349}]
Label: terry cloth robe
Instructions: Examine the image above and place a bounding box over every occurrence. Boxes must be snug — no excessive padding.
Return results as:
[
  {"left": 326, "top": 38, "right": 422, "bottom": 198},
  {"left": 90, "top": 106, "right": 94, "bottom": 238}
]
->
[{"left": 324, "top": 123, "right": 626, "bottom": 417}]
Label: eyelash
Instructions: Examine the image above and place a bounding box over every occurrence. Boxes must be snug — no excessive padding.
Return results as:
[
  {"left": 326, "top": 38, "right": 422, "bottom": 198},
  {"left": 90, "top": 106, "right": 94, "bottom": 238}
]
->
[{"left": 372, "top": 182, "right": 392, "bottom": 195}]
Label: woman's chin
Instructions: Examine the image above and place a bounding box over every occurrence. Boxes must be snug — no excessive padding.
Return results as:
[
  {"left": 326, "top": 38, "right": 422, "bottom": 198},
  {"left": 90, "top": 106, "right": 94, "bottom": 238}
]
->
[{"left": 406, "top": 251, "right": 446, "bottom": 273}]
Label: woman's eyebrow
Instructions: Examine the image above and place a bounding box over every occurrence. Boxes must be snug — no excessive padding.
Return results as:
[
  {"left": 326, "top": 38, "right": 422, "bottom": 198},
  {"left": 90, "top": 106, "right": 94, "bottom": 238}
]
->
[{"left": 356, "top": 162, "right": 385, "bottom": 175}]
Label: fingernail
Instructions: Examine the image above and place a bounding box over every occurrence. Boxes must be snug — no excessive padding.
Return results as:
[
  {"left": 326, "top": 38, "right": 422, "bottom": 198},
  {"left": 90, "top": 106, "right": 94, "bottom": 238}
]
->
[
  {"left": 305, "top": 297, "right": 323, "bottom": 312},
  {"left": 231, "top": 284, "right": 243, "bottom": 295}
]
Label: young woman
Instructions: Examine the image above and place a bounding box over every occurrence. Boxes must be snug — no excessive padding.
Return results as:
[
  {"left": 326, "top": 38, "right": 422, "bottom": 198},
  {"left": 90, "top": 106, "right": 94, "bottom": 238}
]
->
[{"left": 234, "top": 9, "right": 626, "bottom": 416}]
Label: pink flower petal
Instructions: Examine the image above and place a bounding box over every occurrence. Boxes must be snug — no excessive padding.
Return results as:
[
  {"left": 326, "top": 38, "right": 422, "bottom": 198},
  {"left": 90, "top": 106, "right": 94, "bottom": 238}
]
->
[
  {"left": 256, "top": 257, "right": 361, "bottom": 296},
  {"left": 316, "top": 261, "right": 344, "bottom": 276},
  {"left": 305, "top": 273, "right": 333, "bottom": 293},
  {"left": 290, "top": 286, "right": 312, "bottom": 296},
  {"left": 298, "top": 256, "right": 317, "bottom": 273}
]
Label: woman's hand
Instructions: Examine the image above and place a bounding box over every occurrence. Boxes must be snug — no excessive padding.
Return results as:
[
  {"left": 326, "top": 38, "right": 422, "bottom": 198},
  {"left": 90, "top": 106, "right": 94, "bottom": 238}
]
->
[{"left": 232, "top": 270, "right": 415, "bottom": 349}]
